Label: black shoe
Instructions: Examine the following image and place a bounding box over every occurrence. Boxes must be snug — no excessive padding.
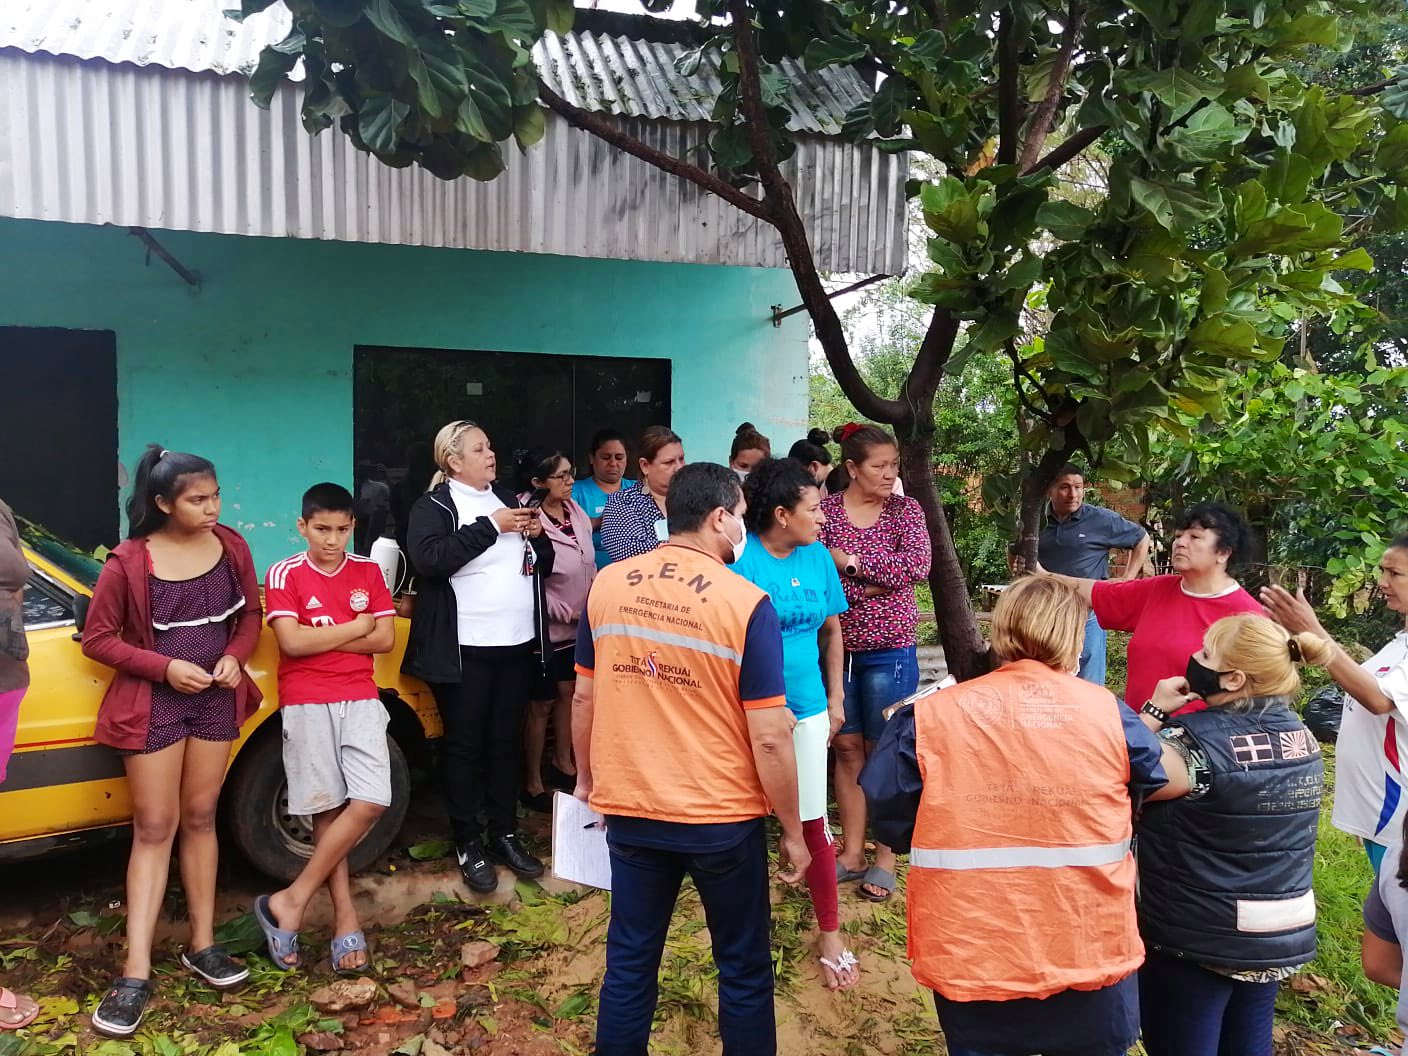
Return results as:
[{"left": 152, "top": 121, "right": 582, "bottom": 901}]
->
[
  {"left": 180, "top": 944, "right": 249, "bottom": 989},
  {"left": 488, "top": 833, "right": 545, "bottom": 879},
  {"left": 520, "top": 788, "right": 553, "bottom": 813},
  {"left": 456, "top": 841, "right": 499, "bottom": 894},
  {"left": 91, "top": 977, "right": 152, "bottom": 1038},
  {"left": 543, "top": 763, "right": 577, "bottom": 792}
]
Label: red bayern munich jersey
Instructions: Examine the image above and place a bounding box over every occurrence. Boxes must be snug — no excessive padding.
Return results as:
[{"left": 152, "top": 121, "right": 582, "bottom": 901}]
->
[{"left": 265, "top": 552, "right": 395, "bottom": 706}]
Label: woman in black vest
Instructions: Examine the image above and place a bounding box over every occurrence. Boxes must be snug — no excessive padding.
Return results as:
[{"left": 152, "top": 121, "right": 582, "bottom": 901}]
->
[{"left": 1134, "top": 613, "right": 1331, "bottom": 1056}]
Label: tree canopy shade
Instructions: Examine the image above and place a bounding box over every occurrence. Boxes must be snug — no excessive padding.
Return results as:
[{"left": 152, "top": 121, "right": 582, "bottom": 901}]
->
[{"left": 233, "top": 0, "right": 1408, "bottom": 679}]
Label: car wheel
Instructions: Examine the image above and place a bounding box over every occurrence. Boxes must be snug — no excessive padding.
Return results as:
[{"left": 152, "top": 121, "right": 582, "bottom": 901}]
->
[{"left": 223, "top": 728, "right": 411, "bottom": 883}]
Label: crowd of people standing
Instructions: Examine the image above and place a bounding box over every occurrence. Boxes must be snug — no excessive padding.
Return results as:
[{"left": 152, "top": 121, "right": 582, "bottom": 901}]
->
[{"left": 1, "top": 416, "right": 1406, "bottom": 1056}]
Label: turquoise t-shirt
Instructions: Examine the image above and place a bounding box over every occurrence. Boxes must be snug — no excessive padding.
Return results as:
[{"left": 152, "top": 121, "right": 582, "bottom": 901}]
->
[
  {"left": 732, "top": 537, "right": 848, "bottom": 719},
  {"left": 572, "top": 477, "right": 618, "bottom": 569}
]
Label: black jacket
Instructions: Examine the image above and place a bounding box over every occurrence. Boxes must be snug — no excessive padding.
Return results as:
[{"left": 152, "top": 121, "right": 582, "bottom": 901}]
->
[
  {"left": 1137, "top": 700, "right": 1323, "bottom": 970},
  {"left": 401, "top": 481, "right": 554, "bottom": 685}
]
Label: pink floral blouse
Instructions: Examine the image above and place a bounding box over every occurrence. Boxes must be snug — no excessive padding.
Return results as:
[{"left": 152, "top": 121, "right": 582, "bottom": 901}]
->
[{"left": 818, "top": 492, "right": 931, "bottom": 652}]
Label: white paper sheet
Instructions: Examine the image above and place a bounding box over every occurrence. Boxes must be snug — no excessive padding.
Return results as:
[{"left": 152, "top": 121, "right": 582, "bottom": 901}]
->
[{"left": 551, "top": 791, "right": 612, "bottom": 891}]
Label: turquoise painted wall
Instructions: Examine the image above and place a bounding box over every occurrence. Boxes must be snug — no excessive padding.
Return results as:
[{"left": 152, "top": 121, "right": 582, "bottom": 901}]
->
[{"left": 0, "top": 217, "right": 809, "bottom": 571}]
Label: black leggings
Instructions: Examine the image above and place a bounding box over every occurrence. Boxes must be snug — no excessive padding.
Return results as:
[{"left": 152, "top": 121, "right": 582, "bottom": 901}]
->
[{"left": 430, "top": 643, "right": 533, "bottom": 844}]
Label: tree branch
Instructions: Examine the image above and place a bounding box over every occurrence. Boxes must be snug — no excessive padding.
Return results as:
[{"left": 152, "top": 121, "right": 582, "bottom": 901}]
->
[
  {"left": 1024, "top": 123, "right": 1107, "bottom": 175},
  {"left": 1349, "top": 75, "right": 1407, "bottom": 97},
  {"left": 904, "top": 308, "right": 960, "bottom": 415},
  {"left": 1016, "top": 0, "right": 1087, "bottom": 172},
  {"left": 537, "top": 81, "right": 771, "bottom": 222},
  {"left": 996, "top": 10, "right": 1022, "bottom": 166},
  {"left": 725, "top": 0, "right": 907, "bottom": 425}
]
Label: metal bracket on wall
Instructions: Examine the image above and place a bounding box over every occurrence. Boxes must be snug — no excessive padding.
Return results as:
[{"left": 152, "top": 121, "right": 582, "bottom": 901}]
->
[
  {"left": 128, "top": 226, "right": 201, "bottom": 288},
  {"left": 770, "top": 273, "right": 889, "bottom": 327}
]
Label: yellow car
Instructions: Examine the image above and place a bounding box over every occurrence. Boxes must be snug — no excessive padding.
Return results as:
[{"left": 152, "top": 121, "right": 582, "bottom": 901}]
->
[{"left": 2, "top": 522, "right": 440, "bottom": 881}]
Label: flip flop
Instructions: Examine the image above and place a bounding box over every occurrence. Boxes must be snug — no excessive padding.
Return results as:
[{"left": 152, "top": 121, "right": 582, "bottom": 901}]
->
[
  {"left": 0, "top": 987, "right": 38, "bottom": 1031},
  {"left": 858, "top": 866, "right": 895, "bottom": 902},
  {"left": 836, "top": 861, "right": 867, "bottom": 883},
  {"left": 253, "top": 895, "right": 301, "bottom": 970},
  {"left": 330, "top": 931, "right": 369, "bottom": 977}
]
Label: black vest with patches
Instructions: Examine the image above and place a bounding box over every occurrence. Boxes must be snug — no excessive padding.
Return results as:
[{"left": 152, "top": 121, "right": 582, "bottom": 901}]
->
[{"left": 1136, "top": 699, "right": 1323, "bottom": 969}]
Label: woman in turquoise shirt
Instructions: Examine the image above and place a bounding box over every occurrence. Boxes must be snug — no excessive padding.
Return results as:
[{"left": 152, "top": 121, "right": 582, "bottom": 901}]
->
[
  {"left": 571, "top": 428, "right": 627, "bottom": 569},
  {"left": 735, "top": 458, "right": 858, "bottom": 992}
]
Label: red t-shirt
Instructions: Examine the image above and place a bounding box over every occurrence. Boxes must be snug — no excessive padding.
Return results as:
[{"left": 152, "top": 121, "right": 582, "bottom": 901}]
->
[
  {"left": 265, "top": 553, "right": 395, "bottom": 706},
  {"left": 1091, "top": 574, "right": 1263, "bottom": 714}
]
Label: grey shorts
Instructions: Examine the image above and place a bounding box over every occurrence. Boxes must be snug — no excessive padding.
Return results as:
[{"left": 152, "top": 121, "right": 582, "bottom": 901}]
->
[{"left": 280, "top": 699, "right": 392, "bottom": 816}]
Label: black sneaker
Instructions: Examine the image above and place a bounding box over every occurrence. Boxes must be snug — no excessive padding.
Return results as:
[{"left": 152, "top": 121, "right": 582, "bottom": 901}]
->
[
  {"left": 180, "top": 944, "right": 249, "bottom": 989},
  {"left": 91, "top": 977, "right": 152, "bottom": 1038},
  {"left": 488, "top": 833, "right": 545, "bottom": 880},
  {"left": 456, "top": 841, "right": 499, "bottom": 894},
  {"left": 543, "top": 763, "right": 578, "bottom": 792}
]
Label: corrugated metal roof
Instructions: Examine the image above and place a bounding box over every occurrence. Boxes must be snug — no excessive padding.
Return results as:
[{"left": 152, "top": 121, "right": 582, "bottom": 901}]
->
[{"left": 0, "top": 0, "right": 872, "bottom": 134}]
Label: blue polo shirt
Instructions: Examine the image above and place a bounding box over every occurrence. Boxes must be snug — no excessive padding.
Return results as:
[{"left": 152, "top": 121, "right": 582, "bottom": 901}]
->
[
  {"left": 1038, "top": 504, "right": 1146, "bottom": 580},
  {"left": 571, "top": 477, "right": 619, "bottom": 569}
]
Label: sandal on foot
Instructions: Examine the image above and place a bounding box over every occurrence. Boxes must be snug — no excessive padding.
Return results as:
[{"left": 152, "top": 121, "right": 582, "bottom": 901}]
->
[
  {"left": 91, "top": 977, "right": 151, "bottom": 1038},
  {"left": 836, "top": 861, "right": 867, "bottom": 883},
  {"left": 180, "top": 944, "right": 249, "bottom": 990},
  {"left": 858, "top": 866, "right": 895, "bottom": 902},
  {"left": 253, "top": 895, "right": 301, "bottom": 970},
  {"left": 819, "top": 948, "right": 861, "bottom": 991},
  {"left": 0, "top": 988, "right": 38, "bottom": 1031},
  {"left": 330, "top": 931, "right": 369, "bottom": 977}
]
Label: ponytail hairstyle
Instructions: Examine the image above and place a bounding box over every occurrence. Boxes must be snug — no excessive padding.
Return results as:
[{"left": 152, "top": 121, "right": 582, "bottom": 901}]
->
[
  {"left": 742, "top": 458, "right": 818, "bottom": 535},
  {"left": 1201, "top": 614, "right": 1334, "bottom": 701},
  {"left": 429, "top": 420, "right": 480, "bottom": 489},
  {"left": 787, "top": 428, "right": 833, "bottom": 467},
  {"left": 126, "top": 444, "right": 218, "bottom": 539},
  {"left": 514, "top": 447, "right": 569, "bottom": 493},
  {"left": 832, "top": 422, "right": 897, "bottom": 474},
  {"left": 730, "top": 422, "right": 771, "bottom": 462}
]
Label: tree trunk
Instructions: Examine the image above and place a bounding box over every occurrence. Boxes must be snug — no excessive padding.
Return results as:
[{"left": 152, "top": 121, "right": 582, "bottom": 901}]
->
[{"left": 1016, "top": 436, "right": 1083, "bottom": 567}]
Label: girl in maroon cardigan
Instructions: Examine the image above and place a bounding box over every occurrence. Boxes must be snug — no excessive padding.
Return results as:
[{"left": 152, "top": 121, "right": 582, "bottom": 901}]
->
[{"left": 82, "top": 446, "right": 263, "bottom": 1038}]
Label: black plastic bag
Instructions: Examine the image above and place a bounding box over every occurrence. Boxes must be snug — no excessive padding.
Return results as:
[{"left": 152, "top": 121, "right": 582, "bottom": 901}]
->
[{"left": 1304, "top": 684, "right": 1345, "bottom": 744}]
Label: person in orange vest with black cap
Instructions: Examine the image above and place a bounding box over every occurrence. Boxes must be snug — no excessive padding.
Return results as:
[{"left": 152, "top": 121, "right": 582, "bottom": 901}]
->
[{"left": 860, "top": 574, "right": 1185, "bottom": 1056}]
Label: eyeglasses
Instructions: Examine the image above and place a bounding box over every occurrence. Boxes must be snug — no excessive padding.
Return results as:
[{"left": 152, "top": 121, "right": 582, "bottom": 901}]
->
[{"left": 544, "top": 469, "right": 576, "bottom": 482}]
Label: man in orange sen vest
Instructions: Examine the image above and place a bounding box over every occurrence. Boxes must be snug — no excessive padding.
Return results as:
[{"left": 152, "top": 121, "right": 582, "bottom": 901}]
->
[
  {"left": 572, "top": 462, "right": 808, "bottom": 1056},
  {"left": 861, "top": 575, "right": 1181, "bottom": 1056}
]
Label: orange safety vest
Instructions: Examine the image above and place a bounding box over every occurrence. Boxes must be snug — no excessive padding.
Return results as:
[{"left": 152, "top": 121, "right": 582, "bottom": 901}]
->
[{"left": 908, "top": 659, "right": 1143, "bottom": 1002}]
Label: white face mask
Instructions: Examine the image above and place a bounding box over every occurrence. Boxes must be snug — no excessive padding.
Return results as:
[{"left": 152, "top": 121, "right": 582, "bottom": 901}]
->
[
  {"left": 733, "top": 467, "right": 749, "bottom": 482},
  {"left": 722, "top": 510, "right": 747, "bottom": 565}
]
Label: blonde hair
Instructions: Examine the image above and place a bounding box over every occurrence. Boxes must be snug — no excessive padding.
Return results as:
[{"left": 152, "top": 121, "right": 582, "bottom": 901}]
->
[
  {"left": 1203, "top": 614, "right": 1333, "bottom": 700},
  {"left": 429, "top": 419, "right": 480, "bottom": 489},
  {"left": 991, "top": 574, "right": 1087, "bottom": 672}
]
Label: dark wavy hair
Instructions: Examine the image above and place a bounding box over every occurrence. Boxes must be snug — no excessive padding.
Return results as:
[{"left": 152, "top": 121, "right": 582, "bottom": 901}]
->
[
  {"left": 787, "top": 428, "right": 832, "bottom": 467},
  {"left": 126, "top": 444, "right": 218, "bottom": 539},
  {"left": 514, "top": 447, "right": 570, "bottom": 493},
  {"left": 742, "top": 458, "right": 819, "bottom": 535},
  {"left": 1173, "top": 502, "right": 1254, "bottom": 568}
]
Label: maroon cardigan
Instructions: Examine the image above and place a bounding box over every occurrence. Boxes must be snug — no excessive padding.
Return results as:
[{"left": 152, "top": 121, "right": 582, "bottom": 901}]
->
[{"left": 82, "top": 524, "right": 264, "bottom": 751}]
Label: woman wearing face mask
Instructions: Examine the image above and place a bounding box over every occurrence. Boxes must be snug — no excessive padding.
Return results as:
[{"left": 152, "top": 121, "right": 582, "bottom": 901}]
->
[
  {"left": 820, "top": 424, "right": 931, "bottom": 903},
  {"left": 729, "top": 424, "right": 770, "bottom": 481},
  {"left": 1135, "top": 614, "right": 1330, "bottom": 1056},
  {"left": 1262, "top": 536, "right": 1408, "bottom": 870},
  {"left": 571, "top": 428, "right": 628, "bottom": 571},
  {"left": 600, "top": 426, "right": 685, "bottom": 564},
  {"left": 787, "top": 430, "right": 834, "bottom": 493},
  {"left": 734, "top": 459, "right": 856, "bottom": 991},
  {"left": 1042, "top": 502, "right": 1262, "bottom": 713}
]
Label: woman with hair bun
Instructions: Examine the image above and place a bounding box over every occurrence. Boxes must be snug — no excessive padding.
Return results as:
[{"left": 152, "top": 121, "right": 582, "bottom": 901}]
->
[
  {"left": 729, "top": 423, "right": 771, "bottom": 480},
  {"left": 787, "top": 429, "right": 834, "bottom": 489},
  {"left": 83, "top": 446, "right": 263, "bottom": 1036},
  {"left": 1135, "top": 614, "right": 1330, "bottom": 1056}
]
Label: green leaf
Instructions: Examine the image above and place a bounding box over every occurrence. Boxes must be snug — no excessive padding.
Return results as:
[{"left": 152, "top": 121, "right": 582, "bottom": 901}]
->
[
  {"left": 554, "top": 991, "right": 593, "bottom": 1019},
  {"left": 870, "top": 76, "right": 906, "bottom": 137},
  {"left": 313, "top": 0, "right": 368, "bottom": 27},
  {"left": 394, "top": 1035, "right": 426, "bottom": 1056},
  {"left": 487, "top": 0, "right": 538, "bottom": 38},
  {"left": 1128, "top": 176, "right": 1220, "bottom": 230},
  {"left": 803, "top": 36, "right": 867, "bottom": 72},
  {"left": 1329, "top": 247, "right": 1374, "bottom": 272},
  {"left": 1222, "top": 63, "right": 1269, "bottom": 103},
  {"left": 463, "top": 142, "right": 507, "bottom": 180},
  {"left": 513, "top": 104, "right": 547, "bottom": 150},
  {"left": 920, "top": 178, "right": 980, "bottom": 244},
  {"left": 249, "top": 45, "right": 298, "bottom": 109},
  {"left": 359, "top": 93, "right": 411, "bottom": 155},
  {"left": 214, "top": 911, "right": 268, "bottom": 955},
  {"left": 407, "top": 839, "right": 455, "bottom": 861},
  {"left": 364, "top": 0, "right": 417, "bottom": 46},
  {"left": 464, "top": 54, "right": 515, "bottom": 139},
  {"left": 1035, "top": 200, "right": 1097, "bottom": 240},
  {"left": 841, "top": 100, "right": 875, "bottom": 141},
  {"left": 1276, "top": 12, "right": 1339, "bottom": 47},
  {"left": 1121, "top": 68, "right": 1218, "bottom": 113},
  {"left": 543, "top": 0, "right": 574, "bottom": 34},
  {"left": 1191, "top": 314, "right": 1262, "bottom": 359},
  {"left": 1375, "top": 125, "right": 1408, "bottom": 179}
]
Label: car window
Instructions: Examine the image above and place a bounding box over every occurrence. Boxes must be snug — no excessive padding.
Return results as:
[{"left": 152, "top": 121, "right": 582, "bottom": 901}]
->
[
  {"left": 23, "top": 574, "right": 74, "bottom": 629},
  {"left": 17, "top": 518, "right": 102, "bottom": 589}
]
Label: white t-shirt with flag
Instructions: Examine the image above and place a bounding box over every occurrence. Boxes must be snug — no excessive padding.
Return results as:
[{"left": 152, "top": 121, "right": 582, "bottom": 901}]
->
[{"left": 1332, "top": 631, "right": 1408, "bottom": 842}]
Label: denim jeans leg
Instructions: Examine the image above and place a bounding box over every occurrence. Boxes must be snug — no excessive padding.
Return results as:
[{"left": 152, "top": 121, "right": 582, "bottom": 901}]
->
[
  {"left": 691, "top": 822, "right": 777, "bottom": 1056},
  {"left": 1078, "top": 613, "right": 1107, "bottom": 686},
  {"left": 595, "top": 840, "right": 688, "bottom": 1056}
]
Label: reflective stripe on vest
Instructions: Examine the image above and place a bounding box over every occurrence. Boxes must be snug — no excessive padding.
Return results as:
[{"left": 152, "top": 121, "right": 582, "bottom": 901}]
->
[
  {"left": 910, "top": 839, "right": 1131, "bottom": 871},
  {"left": 591, "top": 622, "right": 743, "bottom": 664}
]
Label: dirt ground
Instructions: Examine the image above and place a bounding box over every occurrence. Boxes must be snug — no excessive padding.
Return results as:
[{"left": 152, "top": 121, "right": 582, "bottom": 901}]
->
[{"left": 0, "top": 806, "right": 1397, "bottom": 1056}]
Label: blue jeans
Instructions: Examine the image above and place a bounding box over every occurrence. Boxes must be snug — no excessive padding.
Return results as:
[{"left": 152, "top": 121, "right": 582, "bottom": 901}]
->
[
  {"left": 1078, "top": 612, "right": 1107, "bottom": 686},
  {"left": 1138, "top": 951, "right": 1279, "bottom": 1056},
  {"left": 948, "top": 1045, "right": 1128, "bottom": 1056},
  {"left": 839, "top": 646, "right": 920, "bottom": 741},
  {"left": 596, "top": 821, "right": 775, "bottom": 1055}
]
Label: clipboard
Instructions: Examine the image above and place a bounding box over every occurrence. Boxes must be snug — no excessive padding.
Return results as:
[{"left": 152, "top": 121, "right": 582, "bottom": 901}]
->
[{"left": 551, "top": 791, "right": 612, "bottom": 891}]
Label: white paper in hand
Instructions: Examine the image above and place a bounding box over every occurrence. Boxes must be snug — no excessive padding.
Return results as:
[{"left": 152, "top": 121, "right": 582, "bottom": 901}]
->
[{"left": 551, "top": 791, "right": 612, "bottom": 891}]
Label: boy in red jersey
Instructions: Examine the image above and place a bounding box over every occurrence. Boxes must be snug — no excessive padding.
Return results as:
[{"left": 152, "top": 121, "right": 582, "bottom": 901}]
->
[{"left": 253, "top": 484, "right": 396, "bottom": 974}]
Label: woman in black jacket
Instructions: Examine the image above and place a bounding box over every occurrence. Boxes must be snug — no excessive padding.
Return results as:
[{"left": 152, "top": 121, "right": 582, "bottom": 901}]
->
[{"left": 403, "top": 420, "right": 554, "bottom": 893}]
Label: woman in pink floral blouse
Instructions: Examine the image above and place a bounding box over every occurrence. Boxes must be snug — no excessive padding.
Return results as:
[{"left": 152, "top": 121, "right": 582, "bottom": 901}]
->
[{"left": 820, "top": 424, "right": 931, "bottom": 901}]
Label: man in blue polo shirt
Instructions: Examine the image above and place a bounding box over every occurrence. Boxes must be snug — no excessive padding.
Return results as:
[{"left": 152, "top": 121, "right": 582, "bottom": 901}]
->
[{"left": 1037, "top": 464, "right": 1150, "bottom": 686}]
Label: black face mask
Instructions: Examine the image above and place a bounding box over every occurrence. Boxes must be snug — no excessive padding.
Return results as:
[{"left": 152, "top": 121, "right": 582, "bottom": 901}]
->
[{"left": 1186, "top": 655, "right": 1231, "bottom": 700}]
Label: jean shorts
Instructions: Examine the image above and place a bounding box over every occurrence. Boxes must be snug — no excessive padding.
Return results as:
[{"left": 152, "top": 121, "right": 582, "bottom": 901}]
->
[{"left": 839, "top": 645, "right": 920, "bottom": 742}]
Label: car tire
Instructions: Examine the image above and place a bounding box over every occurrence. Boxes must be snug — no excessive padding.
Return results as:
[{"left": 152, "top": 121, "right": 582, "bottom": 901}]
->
[{"left": 223, "top": 726, "right": 412, "bottom": 883}]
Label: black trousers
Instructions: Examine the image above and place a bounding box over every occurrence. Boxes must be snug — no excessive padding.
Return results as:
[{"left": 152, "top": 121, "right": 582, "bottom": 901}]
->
[{"left": 430, "top": 643, "right": 533, "bottom": 844}]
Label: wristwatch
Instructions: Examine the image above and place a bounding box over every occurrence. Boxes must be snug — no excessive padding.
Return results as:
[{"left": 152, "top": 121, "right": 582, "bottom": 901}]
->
[
  {"left": 1140, "top": 699, "right": 1171, "bottom": 724},
  {"left": 843, "top": 556, "right": 859, "bottom": 578}
]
